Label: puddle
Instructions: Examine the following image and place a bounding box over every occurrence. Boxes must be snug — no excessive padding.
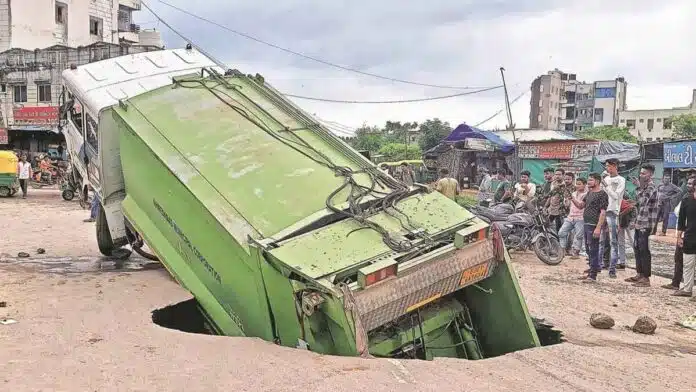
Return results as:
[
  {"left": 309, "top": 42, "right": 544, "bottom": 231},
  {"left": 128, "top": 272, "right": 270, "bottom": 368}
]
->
[
  {"left": 152, "top": 298, "right": 214, "bottom": 335},
  {"left": 0, "top": 255, "right": 162, "bottom": 274}
]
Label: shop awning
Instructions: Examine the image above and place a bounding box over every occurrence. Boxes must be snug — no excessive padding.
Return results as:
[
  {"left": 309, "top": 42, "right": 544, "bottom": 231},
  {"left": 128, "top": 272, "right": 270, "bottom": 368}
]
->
[{"left": 444, "top": 123, "right": 515, "bottom": 153}]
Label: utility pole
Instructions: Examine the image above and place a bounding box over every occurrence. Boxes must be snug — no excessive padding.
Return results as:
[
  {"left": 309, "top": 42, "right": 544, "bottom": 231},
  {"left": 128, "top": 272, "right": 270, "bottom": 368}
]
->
[{"left": 500, "top": 67, "right": 519, "bottom": 181}]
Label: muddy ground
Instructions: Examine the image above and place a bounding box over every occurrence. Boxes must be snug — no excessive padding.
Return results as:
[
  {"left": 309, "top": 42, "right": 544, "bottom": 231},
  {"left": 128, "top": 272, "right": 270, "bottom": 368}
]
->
[{"left": 1, "top": 189, "right": 695, "bottom": 392}]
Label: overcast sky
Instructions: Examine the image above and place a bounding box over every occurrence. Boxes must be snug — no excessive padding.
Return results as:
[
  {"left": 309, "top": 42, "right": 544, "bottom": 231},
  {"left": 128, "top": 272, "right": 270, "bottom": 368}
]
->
[{"left": 138, "top": 0, "right": 696, "bottom": 135}]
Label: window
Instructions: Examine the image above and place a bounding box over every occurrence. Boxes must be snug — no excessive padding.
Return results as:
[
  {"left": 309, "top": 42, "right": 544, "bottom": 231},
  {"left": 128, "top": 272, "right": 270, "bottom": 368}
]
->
[
  {"left": 656, "top": 118, "right": 662, "bottom": 122},
  {"left": 13, "top": 85, "right": 27, "bottom": 103},
  {"left": 90, "top": 17, "right": 103, "bottom": 37},
  {"left": 69, "top": 97, "right": 83, "bottom": 133},
  {"left": 38, "top": 84, "right": 52, "bottom": 103},
  {"left": 55, "top": 2, "right": 67, "bottom": 24},
  {"left": 594, "top": 108, "right": 604, "bottom": 122},
  {"left": 539, "top": 99, "right": 543, "bottom": 108},
  {"left": 85, "top": 113, "right": 99, "bottom": 152},
  {"left": 626, "top": 119, "right": 636, "bottom": 128},
  {"left": 664, "top": 118, "right": 672, "bottom": 129},
  {"left": 647, "top": 118, "right": 654, "bottom": 130},
  {"left": 0, "top": 84, "right": 5, "bottom": 93},
  {"left": 537, "top": 114, "right": 542, "bottom": 122},
  {"left": 639, "top": 118, "right": 644, "bottom": 123},
  {"left": 539, "top": 85, "right": 544, "bottom": 93},
  {"left": 620, "top": 119, "right": 625, "bottom": 123}
]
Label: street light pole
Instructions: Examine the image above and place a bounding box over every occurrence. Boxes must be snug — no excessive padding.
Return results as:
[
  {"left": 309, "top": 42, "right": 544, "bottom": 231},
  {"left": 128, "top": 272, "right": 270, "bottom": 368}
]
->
[{"left": 500, "top": 67, "right": 519, "bottom": 181}]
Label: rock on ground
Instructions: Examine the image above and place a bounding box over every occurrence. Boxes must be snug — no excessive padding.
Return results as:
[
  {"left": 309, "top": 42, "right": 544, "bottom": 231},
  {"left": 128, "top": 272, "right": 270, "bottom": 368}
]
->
[
  {"left": 590, "top": 313, "right": 615, "bottom": 329},
  {"left": 632, "top": 316, "right": 658, "bottom": 335}
]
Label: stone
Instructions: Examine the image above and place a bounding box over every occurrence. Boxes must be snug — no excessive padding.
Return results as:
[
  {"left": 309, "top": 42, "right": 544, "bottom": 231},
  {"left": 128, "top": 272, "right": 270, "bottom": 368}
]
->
[
  {"left": 590, "top": 313, "right": 615, "bottom": 329},
  {"left": 632, "top": 316, "right": 657, "bottom": 334}
]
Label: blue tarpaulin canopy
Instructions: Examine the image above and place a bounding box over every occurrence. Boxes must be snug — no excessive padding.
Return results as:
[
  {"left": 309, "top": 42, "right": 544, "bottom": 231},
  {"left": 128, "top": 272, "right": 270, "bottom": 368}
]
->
[{"left": 444, "top": 123, "right": 515, "bottom": 153}]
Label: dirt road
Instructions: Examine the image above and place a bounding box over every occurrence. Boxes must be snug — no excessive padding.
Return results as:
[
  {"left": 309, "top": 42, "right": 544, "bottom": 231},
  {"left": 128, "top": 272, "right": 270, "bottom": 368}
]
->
[{"left": 1, "top": 190, "right": 695, "bottom": 391}]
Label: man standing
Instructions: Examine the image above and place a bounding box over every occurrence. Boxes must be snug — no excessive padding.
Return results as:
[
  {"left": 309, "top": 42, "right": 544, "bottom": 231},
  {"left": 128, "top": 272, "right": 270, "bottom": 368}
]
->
[
  {"left": 16, "top": 154, "right": 32, "bottom": 199},
  {"left": 493, "top": 169, "right": 512, "bottom": 203},
  {"left": 672, "top": 181, "right": 696, "bottom": 299},
  {"left": 581, "top": 173, "right": 609, "bottom": 281},
  {"left": 626, "top": 164, "right": 660, "bottom": 287},
  {"left": 539, "top": 168, "right": 554, "bottom": 200},
  {"left": 545, "top": 168, "right": 567, "bottom": 231},
  {"left": 657, "top": 175, "right": 681, "bottom": 235},
  {"left": 559, "top": 176, "right": 587, "bottom": 258},
  {"left": 435, "top": 168, "right": 459, "bottom": 200},
  {"left": 477, "top": 168, "right": 493, "bottom": 202},
  {"left": 601, "top": 158, "right": 626, "bottom": 273},
  {"left": 513, "top": 170, "right": 536, "bottom": 202},
  {"left": 663, "top": 176, "right": 695, "bottom": 291},
  {"left": 399, "top": 162, "right": 416, "bottom": 187}
]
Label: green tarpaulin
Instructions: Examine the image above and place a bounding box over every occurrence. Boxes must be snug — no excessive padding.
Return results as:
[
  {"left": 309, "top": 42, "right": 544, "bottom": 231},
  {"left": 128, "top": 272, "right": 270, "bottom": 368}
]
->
[{"left": 522, "top": 159, "right": 560, "bottom": 186}]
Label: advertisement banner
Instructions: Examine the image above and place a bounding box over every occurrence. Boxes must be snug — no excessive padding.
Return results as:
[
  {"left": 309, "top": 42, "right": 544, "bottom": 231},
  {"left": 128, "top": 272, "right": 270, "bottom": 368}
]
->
[
  {"left": 518, "top": 141, "right": 600, "bottom": 160},
  {"left": 664, "top": 141, "right": 696, "bottom": 168},
  {"left": 12, "top": 106, "right": 59, "bottom": 125},
  {"left": 0, "top": 128, "right": 7, "bottom": 144}
]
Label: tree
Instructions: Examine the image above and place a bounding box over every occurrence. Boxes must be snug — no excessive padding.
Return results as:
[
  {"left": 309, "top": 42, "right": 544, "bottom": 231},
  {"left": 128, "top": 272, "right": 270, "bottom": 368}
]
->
[
  {"left": 418, "top": 118, "right": 453, "bottom": 151},
  {"left": 349, "top": 125, "right": 385, "bottom": 152},
  {"left": 377, "top": 143, "right": 422, "bottom": 161},
  {"left": 671, "top": 114, "right": 696, "bottom": 139},
  {"left": 382, "top": 121, "right": 419, "bottom": 144},
  {"left": 578, "top": 126, "right": 637, "bottom": 143}
]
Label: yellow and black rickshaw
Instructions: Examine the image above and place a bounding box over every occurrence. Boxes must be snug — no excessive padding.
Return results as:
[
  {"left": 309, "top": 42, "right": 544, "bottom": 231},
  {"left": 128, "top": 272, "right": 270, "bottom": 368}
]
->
[{"left": 0, "top": 150, "right": 20, "bottom": 197}]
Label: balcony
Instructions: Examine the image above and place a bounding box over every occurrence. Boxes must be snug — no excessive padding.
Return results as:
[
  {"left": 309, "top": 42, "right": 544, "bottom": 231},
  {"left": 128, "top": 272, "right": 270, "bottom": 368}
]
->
[
  {"left": 576, "top": 99, "right": 594, "bottom": 109},
  {"left": 119, "top": 0, "right": 141, "bottom": 10}
]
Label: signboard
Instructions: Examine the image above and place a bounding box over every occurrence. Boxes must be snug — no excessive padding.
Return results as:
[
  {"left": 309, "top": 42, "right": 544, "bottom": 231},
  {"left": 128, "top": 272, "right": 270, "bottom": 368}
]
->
[
  {"left": 464, "top": 138, "right": 495, "bottom": 151},
  {"left": 12, "top": 106, "right": 59, "bottom": 126},
  {"left": 664, "top": 141, "right": 696, "bottom": 168},
  {"left": 0, "top": 128, "right": 7, "bottom": 144},
  {"left": 518, "top": 141, "right": 599, "bottom": 160}
]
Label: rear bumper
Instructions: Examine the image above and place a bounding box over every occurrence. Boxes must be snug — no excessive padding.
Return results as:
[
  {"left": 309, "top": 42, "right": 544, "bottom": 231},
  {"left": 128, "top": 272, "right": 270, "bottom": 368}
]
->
[{"left": 353, "top": 239, "right": 498, "bottom": 332}]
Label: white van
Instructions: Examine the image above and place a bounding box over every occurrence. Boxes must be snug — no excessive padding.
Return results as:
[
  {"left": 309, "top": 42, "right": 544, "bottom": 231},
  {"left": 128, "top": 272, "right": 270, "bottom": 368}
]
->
[{"left": 59, "top": 48, "right": 222, "bottom": 256}]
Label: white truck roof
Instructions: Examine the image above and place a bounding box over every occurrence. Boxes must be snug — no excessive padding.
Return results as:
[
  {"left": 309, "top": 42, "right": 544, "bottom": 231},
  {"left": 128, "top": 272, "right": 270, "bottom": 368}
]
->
[{"left": 62, "top": 48, "right": 223, "bottom": 113}]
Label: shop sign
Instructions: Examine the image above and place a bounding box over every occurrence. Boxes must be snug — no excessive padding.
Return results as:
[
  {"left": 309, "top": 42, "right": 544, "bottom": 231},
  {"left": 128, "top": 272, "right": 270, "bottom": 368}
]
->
[
  {"left": 464, "top": 138, "right": 495, "bottom": 151},
  {"left": 518, "top": 141, "right": 599, "bottom": 160},
  {"left": 0, "top": 128, "right": 7, "bottom": 144},
  {"left": 664, "top": 141, "right": 696, "bottom": 168},
  {"left": 12, "top": 106, "right": 59, "bottom": 125}
]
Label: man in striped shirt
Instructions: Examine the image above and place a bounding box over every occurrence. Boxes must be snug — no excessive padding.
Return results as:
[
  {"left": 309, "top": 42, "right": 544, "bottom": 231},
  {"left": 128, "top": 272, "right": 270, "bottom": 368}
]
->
[{"left": 625, "top": 164, "right": 660, "bottom": 287}]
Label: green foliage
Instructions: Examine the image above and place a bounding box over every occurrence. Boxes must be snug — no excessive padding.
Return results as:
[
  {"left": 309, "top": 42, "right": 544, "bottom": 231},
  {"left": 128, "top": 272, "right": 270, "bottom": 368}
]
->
[
  {"left": 418, "top": 118, "right": 453, "bottom": 151},
  {"left": 383, "top": 121, "right": 419, "bottom": 144},
  {"left": 377, "top": 143, "right": 422, "bottom": 161},
  {"left": 671, "top": 114, "right": 696, "bottom": 139},
  {"left": 577, "top": 126, "right": 637, "bottom": 143},
  {"left": 349, "top": 125, "right": 385, "bottom": 152},
  {"left": 455, "top": 194, "right": 477, "bottom": 209}
]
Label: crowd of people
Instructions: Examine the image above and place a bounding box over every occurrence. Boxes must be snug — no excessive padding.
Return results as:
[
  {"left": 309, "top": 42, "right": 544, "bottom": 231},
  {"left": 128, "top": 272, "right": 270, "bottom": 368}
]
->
[{"left": 432, "top": 160, "right": 695, "bottom": 299}]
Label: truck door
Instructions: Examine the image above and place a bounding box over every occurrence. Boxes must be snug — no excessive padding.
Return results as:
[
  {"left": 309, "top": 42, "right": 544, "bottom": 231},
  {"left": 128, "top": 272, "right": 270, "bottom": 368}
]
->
[{"left": 83, "top": 112, "right": 101, "bottom": 189}]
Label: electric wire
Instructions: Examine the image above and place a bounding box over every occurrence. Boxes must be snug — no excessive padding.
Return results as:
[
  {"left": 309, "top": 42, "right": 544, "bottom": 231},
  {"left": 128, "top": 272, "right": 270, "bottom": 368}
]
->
[
  {"left": 472, "top": 90, "right": 528, "bottom": 128},
  {"left": 146, "top": 0, "right": 500, "bottom": 90},
  {"left": 142, "top": 1, "right": 504, "bottom": 105}
]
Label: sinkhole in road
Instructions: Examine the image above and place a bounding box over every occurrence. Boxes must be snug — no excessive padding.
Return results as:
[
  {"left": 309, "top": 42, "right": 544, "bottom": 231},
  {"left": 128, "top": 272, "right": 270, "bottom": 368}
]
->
[{"left": 152, "top": 298, "right": 566, "bottom": 353}]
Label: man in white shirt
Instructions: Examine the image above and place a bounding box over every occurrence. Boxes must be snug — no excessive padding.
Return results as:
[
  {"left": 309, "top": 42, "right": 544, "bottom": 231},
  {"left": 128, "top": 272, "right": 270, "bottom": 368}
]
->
[
  {"left": 601, "top": 158, "right": 626, "bottom": 275},
  {"left": 514, "top": 170, "right": 536, "bottom": 202},
  {"left": 17, "top": 154, "right": 32, "bottom": 198}
]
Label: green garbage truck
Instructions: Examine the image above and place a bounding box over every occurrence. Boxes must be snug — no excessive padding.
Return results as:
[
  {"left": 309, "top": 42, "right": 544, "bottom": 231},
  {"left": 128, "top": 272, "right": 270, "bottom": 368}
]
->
[{"left": 64, "top": 49, "right": 540, "bottom": 360}]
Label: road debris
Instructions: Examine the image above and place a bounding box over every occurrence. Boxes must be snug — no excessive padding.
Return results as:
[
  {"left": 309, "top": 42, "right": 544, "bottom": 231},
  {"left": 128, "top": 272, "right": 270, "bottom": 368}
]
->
[
  {"left": 1, "top": 318, "right": 18, "bottom": 325},
  {"left": 36, "top": 248, "right": 46, "bottom": 254},
  {"left": 590, "top": 313, "right": 615, "bottom": 329},
  {"left": 0, "top": 301, "right": 6, "bottom": 308},
  {"left": 632, "top": 316, "right": 657, "bottom": 334},
  {"left": 17, "top": 252, "right": 30, "bottom": 258}
]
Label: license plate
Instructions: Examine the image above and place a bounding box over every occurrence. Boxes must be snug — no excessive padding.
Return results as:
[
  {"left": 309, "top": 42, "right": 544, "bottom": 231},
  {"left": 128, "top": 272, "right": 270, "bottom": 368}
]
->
[{"left": 459, "top": 262, "right": 489, "bottom": 286}]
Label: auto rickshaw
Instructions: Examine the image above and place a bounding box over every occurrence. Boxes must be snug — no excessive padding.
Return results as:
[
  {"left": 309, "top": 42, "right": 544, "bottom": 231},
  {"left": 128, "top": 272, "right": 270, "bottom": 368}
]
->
[{"left": 0, "top": 150, "right": 20, "bottom": 197}]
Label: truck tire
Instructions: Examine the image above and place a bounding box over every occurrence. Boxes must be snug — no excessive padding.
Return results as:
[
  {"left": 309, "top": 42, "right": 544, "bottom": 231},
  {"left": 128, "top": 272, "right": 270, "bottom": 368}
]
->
[
  {"left": 62, "top": 189, "right": 75, "bottom": 201},
  {"left": 96, "top": 204, "right": 115, "bottom": 256},
  {"left": 0, "top": 186, "right": 10, "bottom": 197}
]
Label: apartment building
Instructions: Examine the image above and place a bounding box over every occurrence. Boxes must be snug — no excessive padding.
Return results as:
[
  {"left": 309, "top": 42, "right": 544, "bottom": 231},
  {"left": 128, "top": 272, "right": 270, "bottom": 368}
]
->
[
  {"left": 0, "top": 0, "right": 163, "bottom": 151},
  {"left": 529, "top": 69, "right": 627, "bottom": 132},
  {"left": 618, "top": 89, "right": 696, "bottom": 141}
]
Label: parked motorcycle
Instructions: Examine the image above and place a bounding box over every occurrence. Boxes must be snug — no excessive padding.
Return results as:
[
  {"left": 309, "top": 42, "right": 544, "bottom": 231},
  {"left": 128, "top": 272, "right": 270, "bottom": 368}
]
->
[{"left": 472, "top": 198, "right": 564, "bottom": 265}]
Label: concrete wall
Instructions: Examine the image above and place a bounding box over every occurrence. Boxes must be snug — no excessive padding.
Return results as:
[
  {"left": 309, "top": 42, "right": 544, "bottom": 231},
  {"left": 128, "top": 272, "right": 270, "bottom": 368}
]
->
[{"left": 619, "top": 106, "right": 696, "bottom": 141}]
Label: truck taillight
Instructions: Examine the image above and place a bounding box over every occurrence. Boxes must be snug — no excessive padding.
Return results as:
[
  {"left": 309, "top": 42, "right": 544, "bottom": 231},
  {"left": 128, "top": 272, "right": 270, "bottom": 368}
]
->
[
  {"left": 364, "top": 264, "right": 397, "bottom": 287},
  {"left": 491, "top": 224, "right": 505, "bottom": 261}
]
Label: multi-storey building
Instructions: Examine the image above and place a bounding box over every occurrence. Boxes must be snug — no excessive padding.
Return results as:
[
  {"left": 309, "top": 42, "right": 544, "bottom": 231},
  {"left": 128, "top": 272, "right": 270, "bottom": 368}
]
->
[
  {"left": 530, "top": 69, "right": 627, "bottom": 132},
  {"left": 0, "top": 0, "right": 163, "bottom": 151},
  {"left": 618, "top": 89, "right": 696, "bottom": 142}
]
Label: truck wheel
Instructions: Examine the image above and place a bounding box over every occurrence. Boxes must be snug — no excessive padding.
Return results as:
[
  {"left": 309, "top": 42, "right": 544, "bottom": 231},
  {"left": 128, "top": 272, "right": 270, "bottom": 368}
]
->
[
  {"left": 0, "top": 186, "right": 10, "bottom": 197},
  {"left": 62, "top": 189, "right": 75, "bottom": 201},
  {"left": 96, "top": 204, "right": 115, "bottom": 256}
]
